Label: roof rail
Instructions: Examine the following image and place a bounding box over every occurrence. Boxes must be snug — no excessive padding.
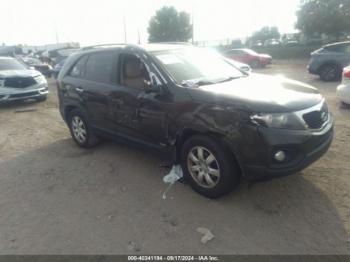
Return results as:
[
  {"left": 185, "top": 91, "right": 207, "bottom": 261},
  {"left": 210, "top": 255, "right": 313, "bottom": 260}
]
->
[
  {"left": 80, "top": 43, "right": 138, "bottom": 51},
  {"left": 151, "top": 42, "right": 192, "bottom": 46}
]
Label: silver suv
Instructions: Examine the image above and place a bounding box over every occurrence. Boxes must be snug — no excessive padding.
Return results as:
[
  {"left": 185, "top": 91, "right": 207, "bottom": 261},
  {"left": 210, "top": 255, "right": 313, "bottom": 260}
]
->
[
  {"left": 308, "top": 41, "right": 350, "bottom": 82},
  {"left": 0, "top": 57, "right": 48, "bottom": 102}
]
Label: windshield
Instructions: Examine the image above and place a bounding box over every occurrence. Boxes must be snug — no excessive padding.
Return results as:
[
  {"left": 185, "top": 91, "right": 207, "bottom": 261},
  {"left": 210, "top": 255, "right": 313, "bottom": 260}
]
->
[
  {"left": 244, "top": 49, "right": 258, "bottom": 55},
  {"left": 153, "top": 48, "right": 244, "bottom": 86},
  {"left": 0, "top": 59, "right": 27, "bottom": 70}
]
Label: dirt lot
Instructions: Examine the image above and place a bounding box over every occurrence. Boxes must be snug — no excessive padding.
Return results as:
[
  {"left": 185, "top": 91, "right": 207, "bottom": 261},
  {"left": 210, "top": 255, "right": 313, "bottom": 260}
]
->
[{"left": 0, "top": 59, "right": 349, "bottom": 254}]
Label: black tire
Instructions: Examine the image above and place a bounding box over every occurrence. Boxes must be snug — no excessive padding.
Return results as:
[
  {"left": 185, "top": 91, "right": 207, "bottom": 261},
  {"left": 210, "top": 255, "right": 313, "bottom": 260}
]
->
[
  {"left": 341, "top": 101, "right": 350, "bottom": 108},
  {"left": 250, "top": 60, "right": 260, "bottom": 68},
  {"left": 36, "top": 95, "right": 47, "bottom": 102},
  {"left": 319, "top": 64, "right": 342, "bottom": 82},
  {"left": 68, "top": 109, "right": 99, "bottom": 148},
  {"left": 180, "top": 135, "right": 240, "bottom": 198}
]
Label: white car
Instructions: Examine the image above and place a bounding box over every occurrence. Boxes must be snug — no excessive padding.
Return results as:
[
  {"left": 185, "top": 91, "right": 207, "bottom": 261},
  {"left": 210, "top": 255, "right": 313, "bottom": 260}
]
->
[
  {"left": 337, "top": 66, "right": 350, "bottom": 105},
  {"left": 0, "top": 57, "right": 48, "bottom": 102}
]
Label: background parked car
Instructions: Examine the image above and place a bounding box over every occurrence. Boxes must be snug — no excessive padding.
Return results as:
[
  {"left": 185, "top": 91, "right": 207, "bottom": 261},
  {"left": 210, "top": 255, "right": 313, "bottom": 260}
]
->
[
  {"left": 250, "top": 40, "right": 263, "bottom": 48},
  {"left": 337, "top": 66, "right": 350, "bottom": 105},
  {"left": 223, "top": 48, "right": 272, "bottom": 68},
  {"left": 21, "top": 57, "right": 52, "bottom": 78},
  {"left": 52, "top": 58, "right": 67, "bottom": 79},
  {"left": 0, "top": 46, "right": 23, "bottom": 57},
  {"left": 0, "top": 56, "right": 48, "bottom": 103},
  {"left": 283, "top": 39, "right": 299, "bottom": 46},
  {"left": 308, "top": 41, "right": 350, "bottom": 81},
  {"left": 264, "top": 39, "right": 281, "bottom": 47},
  {"left": 41, "top": 48, "right": 79, "bottom": 65}
]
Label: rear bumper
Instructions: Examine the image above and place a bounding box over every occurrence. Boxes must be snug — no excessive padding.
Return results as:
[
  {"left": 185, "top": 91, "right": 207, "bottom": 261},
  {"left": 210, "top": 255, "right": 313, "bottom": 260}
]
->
[
  {"left": 260, "top": 58, "right": 272, "bottom": 66},
  {"left": 241, "top": 117, "right": 334, "bottom": 180},
  {"left": 0, "top": 87, "right": 48, "bottom": 102}
]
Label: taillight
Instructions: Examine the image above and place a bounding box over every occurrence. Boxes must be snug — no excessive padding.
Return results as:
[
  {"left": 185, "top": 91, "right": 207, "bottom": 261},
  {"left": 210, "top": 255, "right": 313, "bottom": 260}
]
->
[{"left": 343, "top": 67, "right": 350, "bottom": 78}]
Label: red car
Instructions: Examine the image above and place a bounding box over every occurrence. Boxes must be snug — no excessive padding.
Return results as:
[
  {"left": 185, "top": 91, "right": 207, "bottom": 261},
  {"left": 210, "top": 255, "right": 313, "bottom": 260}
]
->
[{"left": 223, "top": 48, "right": 272, "bottom": 68}]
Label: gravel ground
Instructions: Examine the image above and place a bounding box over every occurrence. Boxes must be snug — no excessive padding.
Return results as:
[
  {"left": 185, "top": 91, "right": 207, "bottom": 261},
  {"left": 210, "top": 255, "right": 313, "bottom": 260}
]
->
[{"left": 0, "top": 59, "right": 349, "bottom": 254}]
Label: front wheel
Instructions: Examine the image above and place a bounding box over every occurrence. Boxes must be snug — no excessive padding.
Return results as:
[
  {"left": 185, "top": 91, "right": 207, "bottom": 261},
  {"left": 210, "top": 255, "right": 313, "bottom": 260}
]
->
[
  {"left": 250, "top": 60, "right": 260, "bottom": 68},
  {"left": 180, "top": 135, "right": 240, "bottom": 198},
  {"left": 68, "top": 109, "right": 99, "bottom": 148}
]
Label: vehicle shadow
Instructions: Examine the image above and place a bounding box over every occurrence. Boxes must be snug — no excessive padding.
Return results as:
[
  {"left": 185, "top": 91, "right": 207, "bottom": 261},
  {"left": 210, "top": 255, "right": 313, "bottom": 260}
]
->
[{"left": 0, "top": 138, "right": 349, "bottom": 254}]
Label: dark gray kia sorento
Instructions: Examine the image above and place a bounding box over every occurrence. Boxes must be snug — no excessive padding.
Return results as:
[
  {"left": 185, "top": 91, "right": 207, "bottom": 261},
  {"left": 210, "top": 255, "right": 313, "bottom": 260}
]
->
[{"left": 57, "top": 44, "right": 333, "bottom": 198}]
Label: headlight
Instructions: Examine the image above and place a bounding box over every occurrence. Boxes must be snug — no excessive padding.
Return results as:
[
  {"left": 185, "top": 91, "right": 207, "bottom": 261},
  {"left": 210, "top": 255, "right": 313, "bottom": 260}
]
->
[
  {"left": 35, "top": 75, "right": 47, "bottom": 84},
  {"left": 250, "top": 112, "right": 306, "bottom": 130}
]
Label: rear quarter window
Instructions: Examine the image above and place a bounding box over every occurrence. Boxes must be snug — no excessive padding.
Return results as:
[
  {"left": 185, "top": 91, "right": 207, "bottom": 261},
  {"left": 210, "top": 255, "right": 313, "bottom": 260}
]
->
[{"left": 69, "top": 56, "right": 88, "bottom": 78}]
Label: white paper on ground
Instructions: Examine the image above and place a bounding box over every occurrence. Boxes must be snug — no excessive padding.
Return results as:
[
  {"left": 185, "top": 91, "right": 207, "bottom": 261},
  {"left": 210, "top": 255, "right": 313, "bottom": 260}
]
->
[{"left": 162, "top": 165, "right": 183, "bottom": 199}]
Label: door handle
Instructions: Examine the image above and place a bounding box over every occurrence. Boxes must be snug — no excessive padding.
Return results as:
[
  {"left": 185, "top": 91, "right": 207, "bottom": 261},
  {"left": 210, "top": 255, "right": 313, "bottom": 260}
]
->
[{"left": 76, "top": 87, "right": 84, "bottom": 93}]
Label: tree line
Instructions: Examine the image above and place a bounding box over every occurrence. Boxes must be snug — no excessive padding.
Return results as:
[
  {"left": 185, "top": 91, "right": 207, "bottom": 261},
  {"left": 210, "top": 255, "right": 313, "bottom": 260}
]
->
[{"left": 147, "top": 0, "right": 350, "bottom": 43}]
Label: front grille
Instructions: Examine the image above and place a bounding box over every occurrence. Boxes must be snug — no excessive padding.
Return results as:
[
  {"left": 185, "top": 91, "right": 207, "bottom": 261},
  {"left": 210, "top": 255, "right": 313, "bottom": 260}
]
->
[
  {"left": 303, "top": 102, "right": 328, "bottom": 129},
  {"left": 4, "top": 77, "right": 36, "bottom": 88},
  {"left": 9, "top": 91, "right": 39, "bottom": 98}
]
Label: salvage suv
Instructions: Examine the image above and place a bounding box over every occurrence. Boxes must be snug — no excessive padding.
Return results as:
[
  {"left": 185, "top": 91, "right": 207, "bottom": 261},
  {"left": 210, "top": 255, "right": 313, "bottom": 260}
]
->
[{"left": 57, "top": 44, "right": 333, "bottom": 198}]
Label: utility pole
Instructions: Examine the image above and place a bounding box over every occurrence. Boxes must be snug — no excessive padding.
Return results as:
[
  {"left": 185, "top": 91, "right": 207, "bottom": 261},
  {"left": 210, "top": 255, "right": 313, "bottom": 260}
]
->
[
  {"left": 191, "top": 3, "right": 194, "bottom": 45},
  {"left": 137, "top": 28, "right": 141, "bottom": 44},
  {"left": 123, "top": 15, "right": 127, "bottom": 43},
  {"left": 54, "top": 22, "right": 59, "bottom": 44}
]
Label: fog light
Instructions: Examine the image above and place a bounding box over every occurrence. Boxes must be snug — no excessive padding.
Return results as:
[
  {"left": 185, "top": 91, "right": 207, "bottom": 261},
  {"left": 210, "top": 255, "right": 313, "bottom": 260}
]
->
[{"left": 274, "top": 151, "right": 286, "bottom": 162}]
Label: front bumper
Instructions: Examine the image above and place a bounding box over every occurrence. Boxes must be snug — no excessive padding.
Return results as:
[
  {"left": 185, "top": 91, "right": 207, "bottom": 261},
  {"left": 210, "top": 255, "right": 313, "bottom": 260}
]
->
[
  {"left": 337, "top": 83, "right": 350, "bottom": 104},
  {"left": 307, "top": 60, "right": 320, "bottom": 75},
  {"left": 0, "top": 87, "right": 48, "bottom": 102},
  {"left": 242, "top": 116, "right": 334, "bottom": 180}
]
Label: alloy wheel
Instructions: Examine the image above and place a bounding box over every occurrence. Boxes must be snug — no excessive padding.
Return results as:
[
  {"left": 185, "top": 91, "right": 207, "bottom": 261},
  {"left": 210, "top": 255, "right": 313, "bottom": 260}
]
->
[
  {"left": 187, "top": 146, "right": 220, "bottom": 188},
  {"left": 71, "top": 116, "right": 87, "bottom": 144}
]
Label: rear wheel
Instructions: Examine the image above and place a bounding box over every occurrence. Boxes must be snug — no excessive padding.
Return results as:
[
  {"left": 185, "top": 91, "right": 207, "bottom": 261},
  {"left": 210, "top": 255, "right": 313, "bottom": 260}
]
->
[
  {"left": 68, "top": 109, "right": 99, "bottom": 148},
  {"left": 180, "top": 135, "right": 240, "bottom": 198},
  {"left": 319, "top": 64, "right": 342, "bottom": 82}
]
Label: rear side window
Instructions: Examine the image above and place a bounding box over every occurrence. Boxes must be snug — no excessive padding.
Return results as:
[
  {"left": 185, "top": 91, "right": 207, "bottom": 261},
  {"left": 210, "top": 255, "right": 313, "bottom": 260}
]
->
[
  {"left": 226, "top": 50, "right": 240, "bottom": 56},
  {"left": 85, "top": 52, "right": 115, "bottom": 83},
  {"left": 70, "top": 56, "right": 88, "bottom": 77},
  {"left": 325, "top": 43, "right": 350, "bottom": 53}
]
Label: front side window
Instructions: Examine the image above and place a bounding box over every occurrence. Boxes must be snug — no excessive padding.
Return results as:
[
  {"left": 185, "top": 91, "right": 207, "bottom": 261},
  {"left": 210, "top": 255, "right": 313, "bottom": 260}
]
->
[
  {"left": 119, "top": 54, "right": 150, "bottom": 89},
  {"left": 0, "top": 58, "right": 27, "bottom": 70},
  {"left": 153, "top": 47, "right": 244, "bottom": 85},
  {"left": 85, "top": 52, "right": 114, "bottom": 83}
]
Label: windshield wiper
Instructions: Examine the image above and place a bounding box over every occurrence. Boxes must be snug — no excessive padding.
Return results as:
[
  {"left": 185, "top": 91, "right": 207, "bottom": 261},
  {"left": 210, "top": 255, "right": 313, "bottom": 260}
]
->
[
  {"left": 215, "top": 75, "right": 246, "bottom": 83},
  {"left": 181, "top": 79, "right": 215, "bottom": 87}
]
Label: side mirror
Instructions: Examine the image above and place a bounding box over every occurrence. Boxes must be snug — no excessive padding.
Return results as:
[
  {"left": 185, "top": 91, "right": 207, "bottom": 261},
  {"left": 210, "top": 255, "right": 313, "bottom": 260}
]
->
[{"left": 143, "top": 75, "right": 161, "bottom": 93}]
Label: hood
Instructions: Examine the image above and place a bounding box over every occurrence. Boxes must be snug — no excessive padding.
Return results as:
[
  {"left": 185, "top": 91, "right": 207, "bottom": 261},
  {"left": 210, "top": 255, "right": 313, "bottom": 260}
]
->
[
  {"left": 0, "top": 70, "right": 42, "bottom": 78},
  {"left": 186, "top": 73, "right": 323, "bottom": 113}
]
